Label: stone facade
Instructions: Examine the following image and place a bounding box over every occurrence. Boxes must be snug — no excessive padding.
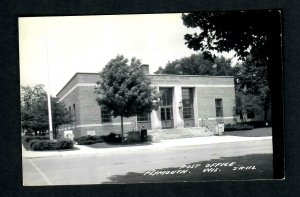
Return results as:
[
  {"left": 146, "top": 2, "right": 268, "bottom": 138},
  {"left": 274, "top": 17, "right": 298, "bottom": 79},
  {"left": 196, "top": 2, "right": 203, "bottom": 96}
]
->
[{"left": 57, "top": 69, "right": 236, "bottom": 138}]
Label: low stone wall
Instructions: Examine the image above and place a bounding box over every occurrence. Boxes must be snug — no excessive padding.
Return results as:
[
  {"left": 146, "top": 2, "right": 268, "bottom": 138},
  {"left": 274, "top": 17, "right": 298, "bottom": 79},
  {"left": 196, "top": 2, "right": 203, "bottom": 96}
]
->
[{"left": 148, "top": 127, "right": 214, "bottom": 142}]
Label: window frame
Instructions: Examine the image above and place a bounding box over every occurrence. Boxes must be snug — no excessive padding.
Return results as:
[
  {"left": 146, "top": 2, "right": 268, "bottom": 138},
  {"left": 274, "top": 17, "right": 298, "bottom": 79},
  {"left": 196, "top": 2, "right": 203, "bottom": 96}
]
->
[
  {"left": 137, "top": 113, "right": 151, "bottom": 122},
  {"left": 182, "top": 88, "right": 194, "bottom": 119},
  {"left": 101, "top": 106, "right": 112, "bottom": 123},
  {"left": 215, "top": 98, "right": 224, "bottom": 117}
]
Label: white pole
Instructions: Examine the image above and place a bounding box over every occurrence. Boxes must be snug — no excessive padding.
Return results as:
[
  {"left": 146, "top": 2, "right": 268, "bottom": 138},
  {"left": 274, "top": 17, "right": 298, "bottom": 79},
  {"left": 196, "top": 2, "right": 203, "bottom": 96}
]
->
[{"left": 45, "top": 19, "right": 53, "bottom": 140}]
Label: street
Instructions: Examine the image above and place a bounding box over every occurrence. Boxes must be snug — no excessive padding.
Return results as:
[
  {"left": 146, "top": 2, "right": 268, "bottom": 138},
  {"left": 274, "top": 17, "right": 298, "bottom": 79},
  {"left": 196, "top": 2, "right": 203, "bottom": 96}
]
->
[{"left": 22, "top": 138, "right": 273, "bottom": 185}]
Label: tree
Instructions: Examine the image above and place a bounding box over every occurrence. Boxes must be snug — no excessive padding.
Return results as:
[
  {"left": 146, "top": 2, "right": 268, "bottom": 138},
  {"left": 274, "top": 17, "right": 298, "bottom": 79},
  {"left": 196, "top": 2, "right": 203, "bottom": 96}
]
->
[
  {"left": 20, "top": 84, "right": 73, "bottom": 137},
  {"left": 155, "top": 53, "right": 238, "bottom": 76},
  {"left": 213, "top": 56, "right": 239, "bottom": 76},
  {"left": 21, "top": 84, "right": 49, "bottom": 135},
  {"left": 182, "top": 11, "right": 283, "bottom": 179},
  {"left": 182, "top": 10, "right": 281, "bottom": 69},
  {"left": 235, "top": 91, "right": 262, "bottom": 122},
  {"left": 95, "top": 55, "right": 159, "bottom": 142},
  {"left": 182, "top": 11, "right": 280, "bottom": 121},
  {"left": 51, "top": 97, "right": 73, "bottom": 138},
  {"left": 235, "top": 56, "right": 271, "bottom": 121}
]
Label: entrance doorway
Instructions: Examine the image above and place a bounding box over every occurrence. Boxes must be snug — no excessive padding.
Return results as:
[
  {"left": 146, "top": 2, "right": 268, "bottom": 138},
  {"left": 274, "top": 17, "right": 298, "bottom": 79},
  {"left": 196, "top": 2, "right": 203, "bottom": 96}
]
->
[
  {"left": 161, "top": 106, "right": 173, "bottom": 128},
  {"left": 159, "top": 87, "right": 174, "bottom": 129},
  {"left": 182, "top": 88, "right": 195, "bottom": 127}
]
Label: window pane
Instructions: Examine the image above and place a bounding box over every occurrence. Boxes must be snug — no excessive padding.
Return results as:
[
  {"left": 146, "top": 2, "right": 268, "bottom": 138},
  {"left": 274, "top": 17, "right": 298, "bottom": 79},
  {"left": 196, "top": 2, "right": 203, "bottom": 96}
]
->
[
  {"left": 137, "top": 113, "right": 150, "bottom": 122},
  {"left": 182, "top": 88, "right": 194, "bottom": 119},
  {"left": 160, "top": 88, "right": 173, "bottom": 106},
  {"left": 166, "top": 108, "right": 171, "bottom": 120},
  {"left": 183, "top": 107, "right": 193, "bottom": 119},
  {"left": 101, "top": 107, "right": 111, "bottom": 123},
  {"left": 215, "top": 99, "right": 223, "bottom": 117},
  {"left": 161, "top": 108, "right": 166, "bottom": 121}
]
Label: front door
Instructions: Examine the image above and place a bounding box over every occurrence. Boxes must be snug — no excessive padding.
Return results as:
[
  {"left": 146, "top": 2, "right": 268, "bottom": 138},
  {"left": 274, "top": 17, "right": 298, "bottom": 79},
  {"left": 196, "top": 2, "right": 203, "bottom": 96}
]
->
[
  {"left": 161, "top": 106, "right": 173, "bottom": 129},
  {"left": 159, "top": 87, "right": 174, "bottom": 129}
]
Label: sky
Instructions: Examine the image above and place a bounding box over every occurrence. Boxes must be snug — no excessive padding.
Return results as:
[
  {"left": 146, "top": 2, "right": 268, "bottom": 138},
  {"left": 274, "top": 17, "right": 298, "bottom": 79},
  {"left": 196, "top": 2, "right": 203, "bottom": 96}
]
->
[{"left": 19, "top": 13, "right": 237, "bottom": 96}]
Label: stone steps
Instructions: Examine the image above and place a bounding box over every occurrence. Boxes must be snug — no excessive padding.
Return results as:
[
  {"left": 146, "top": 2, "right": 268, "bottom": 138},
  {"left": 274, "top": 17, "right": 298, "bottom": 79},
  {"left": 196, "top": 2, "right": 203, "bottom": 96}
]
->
[{"left": 148, "top": 127, "right": 214, "bottom": 142}]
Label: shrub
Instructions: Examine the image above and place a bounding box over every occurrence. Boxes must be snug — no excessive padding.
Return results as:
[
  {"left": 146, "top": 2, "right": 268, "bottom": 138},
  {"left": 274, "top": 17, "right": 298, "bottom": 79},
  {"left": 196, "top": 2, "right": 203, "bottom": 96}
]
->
[
  {"left": 245, "top": 121, "right": 271, "bottom": 128},
  {"left": 22, "top": 136, "right": 50, "bottom": 150},
  {"left": 225, "top": 123, "right": 254, "bottom": 131},
  {"left": 30, "top": 139, "right": 73, "bottom": 151},
  {"left": 126, "top": 131, "right": 141, "bottom": 142},
  {"left": 77, "top": 139, "right": 102, "bottom": 145},
  {"left": 74, "top": 135, "right": 104, "bottom": 145},
  {"left": 28, "top": 139, "right": 40, "bottom": 148},
  {"left": 102, "top": 132, "right": 122, "bottom": 143},
  {"left": 21, "top": 135, "right": 73, "bottom": 151},
  {"left": 74, "top": 135, "right": 91, "bottom": 142}
]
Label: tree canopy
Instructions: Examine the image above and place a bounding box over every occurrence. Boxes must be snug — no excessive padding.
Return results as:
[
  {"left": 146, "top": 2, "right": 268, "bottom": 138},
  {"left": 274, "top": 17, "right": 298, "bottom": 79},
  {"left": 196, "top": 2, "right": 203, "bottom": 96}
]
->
[
  {"left": 155, "top": 53, "right": 239, "bottom": 76},
  {"left": 21, "top": 84, "right": 73, "bottom": 137},
  {"left": 235, "top": 56, "right": 271, "bottom": 121},
  {"left": 181, "top": 11, "right": 281, "bottom": 121},
  {"left": 95, "top": 55, "right": 159, "bottom": 140},
  {"left": 182, "top": 10, "right": 281, "bottom": 68},
  {"left": 21, "top": 85, "right": 49, "bottom": 134}
]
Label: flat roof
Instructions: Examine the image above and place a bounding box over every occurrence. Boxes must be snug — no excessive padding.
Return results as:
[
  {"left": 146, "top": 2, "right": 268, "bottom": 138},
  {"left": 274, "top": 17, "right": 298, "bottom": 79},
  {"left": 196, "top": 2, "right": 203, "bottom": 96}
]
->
[
  {"left": 147, "top": 74, "right": 234, "bottom": 78},
  {"left": 56, "top": 72, "right": 99, "bottom": 97},
  {"left": 56, "top": 72, "right": 234, "bottom": 97}
]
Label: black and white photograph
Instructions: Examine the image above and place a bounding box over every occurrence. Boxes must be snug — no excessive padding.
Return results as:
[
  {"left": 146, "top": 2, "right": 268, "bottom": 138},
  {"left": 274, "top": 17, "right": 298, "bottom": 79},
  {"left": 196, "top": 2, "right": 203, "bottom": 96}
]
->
[{"left": 19, "top": 11, "right": 282, "bottom": 186}]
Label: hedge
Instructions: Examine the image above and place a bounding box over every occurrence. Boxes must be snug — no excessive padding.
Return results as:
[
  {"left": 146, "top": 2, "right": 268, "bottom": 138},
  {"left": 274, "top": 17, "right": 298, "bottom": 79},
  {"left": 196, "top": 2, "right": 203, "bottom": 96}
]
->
[
  {"left": 22, "top": 136, "right": 73, "bottom": 151},
  {"left": 74, "top": 133, "right": 122, "bottom": 145},
  {"left": 225, "top": 123, "right": 254, "bottom": 131},
  {"left": 22, "top": 136, "right": 49, "bottom": 150},
  {"left": 22, "top": 135, "right": 49, "bottom": 143},
  {"left": 74, "top": 135, "right": 104, "bottom": 145},
  {"left": 29, "top": 139, "right": 73, "bottom": 151},
  {"left": 126, "top": 131, "right": 141, "bottom": 142},
  {"left": 74, "top": 132, "right": 153, "bottom": 146},
  {"left": 102, "top": 133, "right": 122, "bottom": 143}
]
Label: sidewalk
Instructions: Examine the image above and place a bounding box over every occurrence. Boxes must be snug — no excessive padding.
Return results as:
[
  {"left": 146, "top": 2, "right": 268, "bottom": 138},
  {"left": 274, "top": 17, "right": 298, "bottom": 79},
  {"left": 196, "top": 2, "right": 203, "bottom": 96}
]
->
[{"left": 22, "top": 135, "right": 272, "bottom": 159}]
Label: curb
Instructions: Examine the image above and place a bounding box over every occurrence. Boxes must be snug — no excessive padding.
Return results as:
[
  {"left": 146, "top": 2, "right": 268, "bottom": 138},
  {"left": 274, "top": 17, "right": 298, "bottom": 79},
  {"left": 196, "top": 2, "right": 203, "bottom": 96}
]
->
[{"left": 22, "top": 136, "right": 272, "bottom": 159}]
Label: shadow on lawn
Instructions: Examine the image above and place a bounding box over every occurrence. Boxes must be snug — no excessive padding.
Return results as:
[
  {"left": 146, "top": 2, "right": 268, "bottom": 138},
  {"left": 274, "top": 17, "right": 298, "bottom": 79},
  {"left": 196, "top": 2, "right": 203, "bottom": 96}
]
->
[
  {"left": 103, "top": 154, "right": 273, "bottom": 183},
  {"left": 225, "top": 127, "right": 272, "bottom": 137}
]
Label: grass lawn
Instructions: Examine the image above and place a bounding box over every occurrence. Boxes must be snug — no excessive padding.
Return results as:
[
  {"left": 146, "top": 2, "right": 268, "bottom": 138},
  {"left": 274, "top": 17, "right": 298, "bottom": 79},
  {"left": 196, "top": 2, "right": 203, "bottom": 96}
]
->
[{"left": 104, "top": 154, "right": 273, "bottom": 183}]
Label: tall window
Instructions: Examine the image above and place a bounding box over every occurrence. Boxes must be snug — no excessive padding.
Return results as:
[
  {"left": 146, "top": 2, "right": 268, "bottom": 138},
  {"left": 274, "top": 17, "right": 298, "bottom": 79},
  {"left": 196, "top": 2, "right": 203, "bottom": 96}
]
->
[
  {"left": 215, "top": 98, "right": 223, "bottom": 117},
  {"left": 101, "top": 107, "right": 111, "bottom": 123},
  {"left": 73, "top": 104, "right": 76, "bottom": 119},
  {"left": 137, "top": 113, "right": 150, "bottom": 122},
  {"left": 159, "top": 88, "right": 173, "bottom": 106},
  {"left": 182, "top": 88, "right": 194, "bottom": 119}
]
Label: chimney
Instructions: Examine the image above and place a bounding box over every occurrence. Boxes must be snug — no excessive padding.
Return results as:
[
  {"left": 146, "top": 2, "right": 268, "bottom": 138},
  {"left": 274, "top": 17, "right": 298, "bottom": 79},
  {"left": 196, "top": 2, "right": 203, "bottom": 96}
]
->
[{"left": 141, "top": 64, "right": 149, "bottom": 75}]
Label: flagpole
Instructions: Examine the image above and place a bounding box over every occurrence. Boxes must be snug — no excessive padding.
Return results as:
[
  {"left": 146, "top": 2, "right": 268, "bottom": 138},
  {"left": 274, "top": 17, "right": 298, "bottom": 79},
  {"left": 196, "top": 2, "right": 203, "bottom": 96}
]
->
[{"left": 45, "top": 19, "right": 54, "bottom": 140}]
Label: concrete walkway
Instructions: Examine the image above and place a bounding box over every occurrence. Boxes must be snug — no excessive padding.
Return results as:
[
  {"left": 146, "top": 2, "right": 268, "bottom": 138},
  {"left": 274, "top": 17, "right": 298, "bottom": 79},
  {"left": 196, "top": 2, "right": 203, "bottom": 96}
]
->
[{"left": 22, "top": 135, "right": 272, "bottom": 159}]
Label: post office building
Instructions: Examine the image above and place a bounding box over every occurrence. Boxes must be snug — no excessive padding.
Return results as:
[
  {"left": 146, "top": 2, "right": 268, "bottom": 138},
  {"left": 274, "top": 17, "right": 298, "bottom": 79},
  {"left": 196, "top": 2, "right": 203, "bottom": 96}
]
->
[{"left": 57, "top": 65, "right": 236, "bottom": 137}]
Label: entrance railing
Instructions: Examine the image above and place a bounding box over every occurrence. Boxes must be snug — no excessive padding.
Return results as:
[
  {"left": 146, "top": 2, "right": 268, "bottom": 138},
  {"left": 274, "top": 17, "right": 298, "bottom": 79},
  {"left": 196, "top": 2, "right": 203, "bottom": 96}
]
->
[
  {"left": 202, "top": 118, "right": 218, "bottom": 135},
  {"left": 202, "top": 118, "right": 225, "bottom": 136}
]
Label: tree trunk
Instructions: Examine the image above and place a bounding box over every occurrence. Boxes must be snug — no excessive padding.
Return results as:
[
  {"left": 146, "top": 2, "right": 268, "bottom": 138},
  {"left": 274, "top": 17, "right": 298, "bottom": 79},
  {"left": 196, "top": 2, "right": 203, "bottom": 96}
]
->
[{"left": 121, "top": 115, "right": 124, "bottom": 143}]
